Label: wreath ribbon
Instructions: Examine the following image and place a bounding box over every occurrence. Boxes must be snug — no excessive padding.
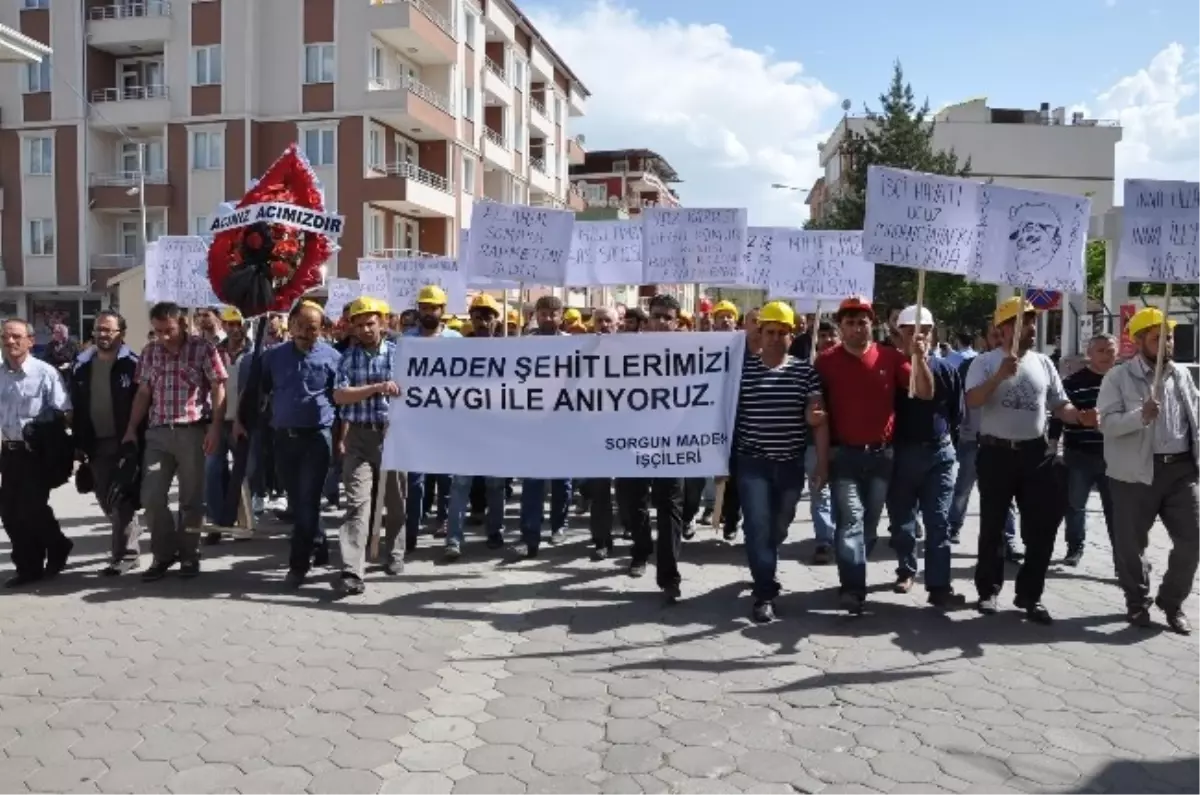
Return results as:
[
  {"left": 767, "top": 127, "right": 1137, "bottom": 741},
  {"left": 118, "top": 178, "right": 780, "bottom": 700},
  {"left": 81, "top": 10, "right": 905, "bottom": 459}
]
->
[{"left": 209, "top": 202, "right": 346, "bottom": 237}]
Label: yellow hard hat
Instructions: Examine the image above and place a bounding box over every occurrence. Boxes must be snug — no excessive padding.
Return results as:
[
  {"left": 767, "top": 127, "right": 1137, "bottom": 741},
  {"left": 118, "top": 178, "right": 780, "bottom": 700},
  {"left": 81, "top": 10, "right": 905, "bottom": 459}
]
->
[
  {"left": 507, "top": 308, "right": 521, "bottom": 326},
  {"left": 347, "top": 296, "right": 390, "bottom": 319},
  {"left": 679, "top": 309, "right": 693, "bottom": 321},
  {"left": 1127, "top": 307, "right": 1177, "bottom": 339},
  {"left": 993, "top": 296, "right": 1038, "bottom": 326},
  {"left": 219, "top": 306, "right": 243, "bottom": 323},
  {"left": 712, "top": 300, "right": 739, "bottom": 320},
  {"left": 417, "top": 285, "right": 448, "bottom": 306},
  {"left": 758, "top": 300, "right": 796, "bottom": 329},
  {"left": 563, "top": 308, "right": 582, "bottom": 324},
  {"left": 446, "top": 317, "right": 463, "bottom": 330},
  {"left": 299, "top": 300, "right": 325, "bottom": 315},
  {"left": 469, "top": 294, "right": 501, "bottom": 314}
]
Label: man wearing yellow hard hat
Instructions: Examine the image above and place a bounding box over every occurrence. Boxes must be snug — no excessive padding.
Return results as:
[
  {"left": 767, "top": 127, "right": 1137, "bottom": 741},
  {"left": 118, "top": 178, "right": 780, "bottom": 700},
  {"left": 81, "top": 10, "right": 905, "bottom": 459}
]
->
[
  {"left": 1097, "top": 305, "right": 1198, "bottom": 635},
  {"left": 404, "top": 285, "right": 459, "bottom": 553},
  {"left": 963, "top": 295, "right": 1087, "bottom": 625},
  {"left": 732, "top": 301, "right": 828, "bottom": 623},
  {"left": 711, "top": 301, "right": 739, "bottom": 332},
  {"left": 441, "top": 294, "right": 508, "bottom": 561},
  {"left": 331, "top": 296, "right": 405, "bottom": 594}
]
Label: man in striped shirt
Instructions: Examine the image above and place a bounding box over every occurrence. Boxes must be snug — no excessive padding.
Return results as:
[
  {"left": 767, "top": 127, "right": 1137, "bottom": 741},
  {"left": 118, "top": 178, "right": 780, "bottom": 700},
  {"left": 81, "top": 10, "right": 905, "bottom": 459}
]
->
[
  {"left": 1055, "top": 333, "right": 1116, "bottom": 566},
  {"left": 734, "top": 301, "right": 828, "bottom": 623}
]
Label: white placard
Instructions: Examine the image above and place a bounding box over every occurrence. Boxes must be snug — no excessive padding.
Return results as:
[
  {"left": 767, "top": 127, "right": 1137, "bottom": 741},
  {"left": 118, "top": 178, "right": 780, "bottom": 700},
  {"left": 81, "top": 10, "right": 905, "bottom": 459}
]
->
[
  {"left": 642, "top": 207, "right": 748, "bottom": 284},
  {"left": 461, "top": 227, "right": 519, "bottom": 289},
  {"left": 357, "top": 257, "right": 468, "bottom": 313},
  {"left": 465, "top": 202, "right": 574, "bottom": 285},
  {"left": 740, "top": 226, "right": 790, "bottom": 288},
  {"left": 972, "top": 185, "right": 1091, "bottom": 293},
  {"left": 862, "top": 166, "right": 978, "bottom": 275},
  {"left": 1116, "top": 179, "right": 1200, "bottom": 284},
  {"left": 565, "top": 220, "right": 643, "bottom": 286},
  {"left": 763, "top": 230, "right": 875, "bottom": 300},
  {"left": 325, "top": 278, "right": 363, "bottom": 319},
  {"left": 145, "top": 236, "right": 222, "bottom": 308},
  {"left": 383, "top": 332, "right": 745, "bottom": 478}
]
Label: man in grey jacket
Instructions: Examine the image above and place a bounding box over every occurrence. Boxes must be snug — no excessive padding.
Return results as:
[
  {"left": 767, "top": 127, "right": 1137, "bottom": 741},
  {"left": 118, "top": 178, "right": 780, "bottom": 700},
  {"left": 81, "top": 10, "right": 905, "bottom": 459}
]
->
[{"left": 1098, "top": 307, "right": 1199, "bottom": 635}]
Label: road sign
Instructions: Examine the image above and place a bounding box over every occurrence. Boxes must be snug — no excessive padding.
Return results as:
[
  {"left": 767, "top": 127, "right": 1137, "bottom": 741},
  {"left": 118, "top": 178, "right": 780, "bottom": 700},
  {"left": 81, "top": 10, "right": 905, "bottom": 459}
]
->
[{"left": 1026, "top": 289, "right": 1061, "bottom": 310}]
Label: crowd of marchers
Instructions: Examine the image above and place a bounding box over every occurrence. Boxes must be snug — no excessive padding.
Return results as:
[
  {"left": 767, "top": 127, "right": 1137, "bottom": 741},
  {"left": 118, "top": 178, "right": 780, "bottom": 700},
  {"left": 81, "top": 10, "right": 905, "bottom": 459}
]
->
[{"left": 0, "top": 288, "right": 1194, "bottom": 633}]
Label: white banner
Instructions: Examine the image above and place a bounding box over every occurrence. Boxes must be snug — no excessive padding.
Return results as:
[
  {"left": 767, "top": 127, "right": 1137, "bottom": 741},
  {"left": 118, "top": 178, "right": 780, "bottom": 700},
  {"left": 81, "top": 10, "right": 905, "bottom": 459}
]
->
[
  {"left": 465, "top": 202, "right": 575, "bottom": 285},
  {"left": 358, "top": 257, "right": 468, "bottom": 313},
  {"left": 383, "top": 332, "right": 745, "bottom": 478},
  {"left": 862, "top": 166, "right": 978, "bottom": 275},
  {"left": 755, "top": 229, "right": 874, "bottom": 299},
  {"left": 565, "top": 220, "right": 643, "bottom": 286},
  {"left": 145, "top": 236, "right": 222, "bottom": 308},
  {"left": 325, "top": 278, "right": 363, "bottom": 318},
  {"left": 971, "top": 184, "right": 1090, "bottom": 293},
  {"left": 461, "top": 227, "right": 519, "bottom": 289},
  {"left": 1116, "top": 179, "right": 1200, "bottom": 284},
  {"left": 642, "top": 207, "right": 748, "bottom": 284},
  {"left": 209, "top": 202, "right": 346, "bottom": 237}
]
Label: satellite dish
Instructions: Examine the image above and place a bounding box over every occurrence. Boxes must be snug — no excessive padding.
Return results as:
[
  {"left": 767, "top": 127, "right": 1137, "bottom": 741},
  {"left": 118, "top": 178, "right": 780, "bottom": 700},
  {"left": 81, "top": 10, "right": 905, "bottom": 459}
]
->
[{"left": 841, "top": 99, "right": 851, "bottom": 112}]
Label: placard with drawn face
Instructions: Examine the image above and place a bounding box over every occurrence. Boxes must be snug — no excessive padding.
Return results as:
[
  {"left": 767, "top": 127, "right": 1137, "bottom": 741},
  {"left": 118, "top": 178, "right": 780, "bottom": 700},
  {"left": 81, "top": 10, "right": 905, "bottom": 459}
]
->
[{"left": 972, "top": 185, "right": 1091, "bottom": 293}]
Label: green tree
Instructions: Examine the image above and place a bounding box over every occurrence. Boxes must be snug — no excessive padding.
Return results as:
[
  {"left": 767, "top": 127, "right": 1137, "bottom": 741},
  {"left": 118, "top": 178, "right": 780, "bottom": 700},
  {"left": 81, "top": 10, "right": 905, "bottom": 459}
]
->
[
  {"left": 1085, "top": 240, "right": 1106, "bottom": 302},
  {"left": 808, "top": 61, "right": 996, "bottom": 331}
]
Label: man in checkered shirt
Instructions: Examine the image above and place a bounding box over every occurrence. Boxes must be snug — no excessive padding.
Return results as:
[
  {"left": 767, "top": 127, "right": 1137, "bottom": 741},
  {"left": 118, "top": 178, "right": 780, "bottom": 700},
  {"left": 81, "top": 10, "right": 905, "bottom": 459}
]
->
[
  {"left": 122, "top": 302, "right": 227, "bottom": 582},
  {"left": 333, "top": 297, "right": 405, "bottom": 594}
]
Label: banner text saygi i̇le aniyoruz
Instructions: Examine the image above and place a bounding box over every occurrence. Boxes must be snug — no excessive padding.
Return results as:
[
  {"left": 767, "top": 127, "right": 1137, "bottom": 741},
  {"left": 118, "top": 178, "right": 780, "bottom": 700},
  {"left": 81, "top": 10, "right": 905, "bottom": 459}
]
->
[{"left": 382, "top": 332, "right": 746, "bottom": 480}]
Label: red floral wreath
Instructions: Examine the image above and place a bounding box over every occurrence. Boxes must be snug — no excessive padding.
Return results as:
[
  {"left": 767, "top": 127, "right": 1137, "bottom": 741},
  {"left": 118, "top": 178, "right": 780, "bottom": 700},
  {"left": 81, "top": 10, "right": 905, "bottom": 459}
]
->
[{"left": 207, "top": 144, "right": 332, "bottom": 316}]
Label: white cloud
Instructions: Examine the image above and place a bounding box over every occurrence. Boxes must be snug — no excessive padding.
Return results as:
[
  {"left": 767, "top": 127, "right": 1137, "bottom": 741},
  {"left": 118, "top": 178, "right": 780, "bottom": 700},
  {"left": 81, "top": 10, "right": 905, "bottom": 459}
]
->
[
  {"left": 1076, "top": 43, "right": 1199, "bottom": 201},
  {"left": 528, "top": 1, "right": 837, "bottom": 226}
]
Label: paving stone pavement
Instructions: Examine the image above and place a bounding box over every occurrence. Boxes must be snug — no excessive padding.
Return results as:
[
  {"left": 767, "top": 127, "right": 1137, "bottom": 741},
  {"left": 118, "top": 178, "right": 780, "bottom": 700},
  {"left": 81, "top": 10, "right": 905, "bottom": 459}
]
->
[{"left": 0, "top": 486, "right": 1197, "bottom": 794}]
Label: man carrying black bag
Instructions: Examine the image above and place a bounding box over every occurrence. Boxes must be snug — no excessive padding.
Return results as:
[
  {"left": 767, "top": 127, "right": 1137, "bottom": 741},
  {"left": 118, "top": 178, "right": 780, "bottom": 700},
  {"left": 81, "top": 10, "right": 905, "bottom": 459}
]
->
[{"left": 70, "top": 311, "right": 145, "bottom": 575}]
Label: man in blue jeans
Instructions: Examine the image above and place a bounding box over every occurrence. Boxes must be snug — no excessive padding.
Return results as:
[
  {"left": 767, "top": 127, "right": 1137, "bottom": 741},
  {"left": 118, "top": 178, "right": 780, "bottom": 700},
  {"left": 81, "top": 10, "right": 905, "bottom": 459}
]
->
[
  {"left": 1052, "top": 333, "right": 1116, "bottom": 566},
  {"left": 516, "top": 295, "right": 572, "bottom": 557},
  {"left": 236, "top": 302, "right": 340, "bottom": 588},
  {"left": 808, "top": 320, "right": 840, "bottom": 564},
  {"left": 204, "top": 308, "right": 250, "bottom": 543},
  {"left": 816, "top": 297, "right": 935, "bottom": 615},
  {"left": 885, "top": 305, "right": 964, "bottom": 607}
]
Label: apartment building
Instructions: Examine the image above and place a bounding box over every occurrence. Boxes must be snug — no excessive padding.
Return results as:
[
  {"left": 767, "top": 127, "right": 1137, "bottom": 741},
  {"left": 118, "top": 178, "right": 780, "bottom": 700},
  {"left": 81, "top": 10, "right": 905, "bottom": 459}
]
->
[
  {"left": 0, "top": 0, "right": 589, "bottom": 341},
  {"left": 570, "top": 147, "right": 682, "bottom": 215},
  {"left": 809, "top": 97, "right": 1123, "bottom": 221}
]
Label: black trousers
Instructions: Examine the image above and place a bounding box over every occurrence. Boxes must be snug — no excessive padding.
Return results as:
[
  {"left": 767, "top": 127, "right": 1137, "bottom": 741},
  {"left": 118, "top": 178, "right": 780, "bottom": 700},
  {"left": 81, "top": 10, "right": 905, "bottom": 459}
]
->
[
  {"left": 0, "top": 447, "right": 68, "bottom": 577},
  {"left": 975, "top": 439, "right": 1066, "bottom": 604},
  {"left": 470, "top": 476, "right": 487, "bottom": 515},
  {"left": 623, "top": 477, "right": 683, "bottom": 589},
  {"left": 682, "top": 478, "right": 706, "bottom": 525},
  {"left": 589, "top": 478, "right": 619, "bottom": 550},
  {"left": 723, "top": 458, "right": 742, "bottom": 536}
]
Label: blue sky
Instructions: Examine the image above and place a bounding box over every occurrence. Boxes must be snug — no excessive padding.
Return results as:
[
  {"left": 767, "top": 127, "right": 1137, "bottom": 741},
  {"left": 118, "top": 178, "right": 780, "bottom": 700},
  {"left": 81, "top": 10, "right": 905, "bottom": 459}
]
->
[{"left": 530, "top": 0, "right": 1200, "bottom": 225}]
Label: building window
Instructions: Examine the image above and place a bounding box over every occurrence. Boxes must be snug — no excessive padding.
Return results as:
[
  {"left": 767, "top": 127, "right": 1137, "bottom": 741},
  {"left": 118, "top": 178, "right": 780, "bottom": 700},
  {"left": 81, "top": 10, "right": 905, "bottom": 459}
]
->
[
  {"left": 121, "top": 140, "right": 164, "bottom": 174},
  {"left": 22, "top": 0, "right": 48, "bottom": 8},
  {"left": 302, "top": 127, "right": 336, "bottom": 167},
  {"left": 462, "top": 156, "right": 476, "bottom": 194},
  {"left": 194, "top": 216, "right": 210, "bottom": 236},
  {"left": 119, "top": 220, "right": 141, "bottom": 256},
  {"left": 367, "top": 127, "right": 383, "bottom": 169},
  {"left": 24, "top": 57, "right": 50, "bottom": 94},
  {"left": 304, "top": 44, "right": 335, "bottom": 84},
  {"left": 193, "top": 45, "right": 222, "bottom": 86},
  {"left": 583, "top": 183, "right": 607, "bottom": 204},
  {"left": 511, "top": 181, "right": 525, "bottom": 204},
  {"left": 397, "top": 217, "right": 418, "bottom": 251},
  {"left": 27, "top": 219, "right": 54, "bottom": 256},
  {"left": 368, "top": 211, "right": 385, "bottom": 253},
  {"left": 463, "top": 86, "right": 474, "bottom": 120},
  {"left": 511, "top": 58, "right": 525, "bottom": 89},
  {"left": 395, "top": 137, "right": 417, "bottom": 166},
  {"left": 463, "top": 12, "right": 476, "bottom": 46},
  {"left": 554, "top": 95, "right": 563, "bottom": 122},
  {"left": 25, "top": 136, "right": 52, "bottom": 175},
  {"left": 368, "top": 44, "right": 384, "bottom": 85},
  {"left": 513, "top": 119, "right": 524, "bottom": 151},
  {"left": 191, "top": 130, "right": 223, "bottom": 170}
]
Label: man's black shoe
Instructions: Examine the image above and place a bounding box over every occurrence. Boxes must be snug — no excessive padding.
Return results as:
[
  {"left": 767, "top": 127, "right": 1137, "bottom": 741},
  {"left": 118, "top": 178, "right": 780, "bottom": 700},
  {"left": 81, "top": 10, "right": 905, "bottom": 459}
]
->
[
  {"left": 142, "top": 560, "right": 173, "bottom": 582},
  {"left": 751, "top": 600, "right": 776, "bottom": 623},
  {"left": 1062, "top": 547, "right": 1084, "bottom": 567},
  {"left": 4, "top": 573, "right": 42, "bottom": 589},
  {"left": 45, "top": 540, "right": 74, "bottom": 578}
]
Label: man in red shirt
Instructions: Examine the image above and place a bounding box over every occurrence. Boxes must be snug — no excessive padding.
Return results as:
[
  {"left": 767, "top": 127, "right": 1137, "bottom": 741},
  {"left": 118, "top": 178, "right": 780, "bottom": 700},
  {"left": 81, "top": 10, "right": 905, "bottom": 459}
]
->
[{"left": 815, "top": 297, "right": 934, "bottom": 614}]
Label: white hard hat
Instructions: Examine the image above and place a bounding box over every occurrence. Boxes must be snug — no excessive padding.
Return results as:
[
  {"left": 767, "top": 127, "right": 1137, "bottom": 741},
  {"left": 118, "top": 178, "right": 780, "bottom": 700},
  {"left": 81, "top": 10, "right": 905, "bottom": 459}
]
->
[{"left": 898, "top": 305, "right": 935, "bottom": 327}]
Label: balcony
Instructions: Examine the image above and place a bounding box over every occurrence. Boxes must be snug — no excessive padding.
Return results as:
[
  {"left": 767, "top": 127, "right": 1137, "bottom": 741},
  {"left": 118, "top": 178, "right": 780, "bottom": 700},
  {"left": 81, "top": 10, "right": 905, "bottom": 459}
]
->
[
  {"left": 88, "top": 2, "right": 172, "bottom": 55},
  {"left": 363, "top": 76, "right": 455, "bottom": 141},
  {"left": 481, "top": 127, "right": 513, "bottom": 172},
  {"left": 90, "top": 253, "right": 141, "bottom": 273},
  {"left": 367, "top": 0, "right": 456, "bottom": 65},
  {"left": 88, "top": 86, "right": 170, "bottom": 132},
  {"left": 361, "top": 161, "right": 456, "bottom": 218},
  {"left": 482, "top": 57, "right": 511, "bottom": 106},
  {"left": 567, "top": 135, "right": 586, "bottom": 166},
  {"left": 569, "top": 85, "right": 587, "bottom": 118},
  {"left": 89, "top": 171, "right": 172, "bottom": 210},
  {"left": 528, "top": 157, "right": 554, "bottom": 195},
  {"left": 529, "top": 97, "right": 552, "bottom": 136}
]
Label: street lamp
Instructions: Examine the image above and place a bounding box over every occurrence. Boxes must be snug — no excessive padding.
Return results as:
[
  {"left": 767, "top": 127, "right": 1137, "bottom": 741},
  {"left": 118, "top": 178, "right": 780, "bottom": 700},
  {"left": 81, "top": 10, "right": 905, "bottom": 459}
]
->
[
  {"left": 123, "top": 143, "right": 149, "bottom": 261},
  {"left": 771, "top": 183, "right": 810, "bottom": 193}
]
